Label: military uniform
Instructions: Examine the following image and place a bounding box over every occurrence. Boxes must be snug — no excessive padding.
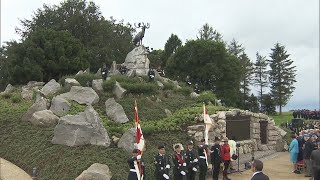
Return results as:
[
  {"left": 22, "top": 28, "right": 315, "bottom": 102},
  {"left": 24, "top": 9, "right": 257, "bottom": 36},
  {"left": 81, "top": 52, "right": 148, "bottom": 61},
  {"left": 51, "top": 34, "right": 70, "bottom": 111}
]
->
[
  {"left": 127, "top": 156, "right": 145, "bottom": 180},
  {"left": 172, "top": 152, "right": 187, "bottom": 180},
  {"left": 185, "top": 148, "right": 198, "bottom": 180},
  {"left": 210, "top": 143, "right": 221, "bottom": 180},
  {"left": 198, "top": 144, "right": 209, "bottom": 180},
  {"left": 154, "top": 153, "right": 171, "bottom": 180}
]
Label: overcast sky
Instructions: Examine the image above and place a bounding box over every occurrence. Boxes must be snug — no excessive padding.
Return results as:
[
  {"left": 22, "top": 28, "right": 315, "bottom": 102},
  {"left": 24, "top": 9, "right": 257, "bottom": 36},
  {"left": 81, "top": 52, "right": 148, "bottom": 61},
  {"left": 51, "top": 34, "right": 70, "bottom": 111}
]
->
[{"left": 1, "top": 0, "right": 319, "bottom": 111}]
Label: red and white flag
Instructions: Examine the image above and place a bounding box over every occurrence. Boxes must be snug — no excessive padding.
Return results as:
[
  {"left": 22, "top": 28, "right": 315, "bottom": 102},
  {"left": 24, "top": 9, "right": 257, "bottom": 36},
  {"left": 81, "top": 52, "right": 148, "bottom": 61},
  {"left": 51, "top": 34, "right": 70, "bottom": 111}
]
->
[
  {"left": 134, "top": 100, "right": 144, "bottom": 180},
  {"left": 203, "top": 103, "right": 212, "bottom": 166}
]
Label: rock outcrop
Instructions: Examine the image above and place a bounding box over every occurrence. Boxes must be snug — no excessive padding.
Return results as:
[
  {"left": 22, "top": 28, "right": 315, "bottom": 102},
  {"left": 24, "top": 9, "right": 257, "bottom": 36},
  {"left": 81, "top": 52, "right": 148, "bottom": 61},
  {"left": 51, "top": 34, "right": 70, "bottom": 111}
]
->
[
  {"left": 92, "top": 79, "right": 104, "bottom": 92},
  {"left": 64, "top": 78, "right": 80, "bottom": 90},
  {"left": 113, "top": 82, "right": 126, "bottom": 99},
  {"left": 29, "top": 110, "right": 59, "bottom": 127},
  {"left": 0, "top": 84, "right": 14, "bottom": 95},
  {"left": 76, "top": 163, "right": 112, "bottom": 180},
  {"left": 52, "top": 106, "right": 110, "bottom": 147},
  {"left": 123, "top": 46, "right": 150, "bottom": 76},
  {"left": 21, "top": 98, "right": 48, "bottom": 121},
  {"left": 40, "top": 79, "right": 61, "bottom": 97},
  {"left": 105, "top": 98, "right": 129, "bottom": 124},
  {"left": 21, "top": 81, "right": 45, "bottom": 100},
  {"left": 50, "top": 96, "right": 71, "bottom": 116},
  {"left": 117, "top": 128, "right": 136, "bottom": 153},
  {"left": 58, "top": 86, "right": 99, "bottom": 105}
]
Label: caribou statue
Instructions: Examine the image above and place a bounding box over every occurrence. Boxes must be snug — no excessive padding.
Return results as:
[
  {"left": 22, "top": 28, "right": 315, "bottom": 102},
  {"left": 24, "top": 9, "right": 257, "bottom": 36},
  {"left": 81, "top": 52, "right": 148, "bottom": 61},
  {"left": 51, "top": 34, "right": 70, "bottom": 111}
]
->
[{"left": 133, "top": 22, "right": 150, "bottom": 46}]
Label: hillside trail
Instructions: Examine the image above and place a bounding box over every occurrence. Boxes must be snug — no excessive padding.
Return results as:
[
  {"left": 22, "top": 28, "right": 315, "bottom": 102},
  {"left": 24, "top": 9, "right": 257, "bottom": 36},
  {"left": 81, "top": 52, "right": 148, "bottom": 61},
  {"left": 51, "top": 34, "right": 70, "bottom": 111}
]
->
[
  {"left": 206, "top": 152, "right": 309, "bottom": 180},
  {"left": 0, "top": 158, "right": 32, "bottom": 180}
]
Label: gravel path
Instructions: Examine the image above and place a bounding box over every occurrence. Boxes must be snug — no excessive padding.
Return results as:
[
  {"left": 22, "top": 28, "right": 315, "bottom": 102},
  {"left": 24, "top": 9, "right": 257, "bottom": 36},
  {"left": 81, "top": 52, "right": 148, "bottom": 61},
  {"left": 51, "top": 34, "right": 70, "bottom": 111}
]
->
[{"left": 0, "top": 158, "right": 32, "bottom": 180}]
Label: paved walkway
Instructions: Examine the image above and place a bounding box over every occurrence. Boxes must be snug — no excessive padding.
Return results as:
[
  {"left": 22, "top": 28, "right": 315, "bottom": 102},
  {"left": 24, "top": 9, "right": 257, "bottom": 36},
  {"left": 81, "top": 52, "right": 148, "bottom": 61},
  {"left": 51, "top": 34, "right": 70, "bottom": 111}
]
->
[
  {"left": 207, "top": 152, "right": 309, "bottom": 180},
  {"left": 0, "top": 158, "right": 32, "bottom": 180}
]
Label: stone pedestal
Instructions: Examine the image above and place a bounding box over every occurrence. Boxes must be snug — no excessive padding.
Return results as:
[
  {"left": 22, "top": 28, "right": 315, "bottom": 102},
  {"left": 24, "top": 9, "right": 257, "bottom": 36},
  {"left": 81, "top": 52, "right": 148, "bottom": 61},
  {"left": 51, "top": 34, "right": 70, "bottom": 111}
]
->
[{"left": 123, "top": 46, "right": 150, "bottom": 76}]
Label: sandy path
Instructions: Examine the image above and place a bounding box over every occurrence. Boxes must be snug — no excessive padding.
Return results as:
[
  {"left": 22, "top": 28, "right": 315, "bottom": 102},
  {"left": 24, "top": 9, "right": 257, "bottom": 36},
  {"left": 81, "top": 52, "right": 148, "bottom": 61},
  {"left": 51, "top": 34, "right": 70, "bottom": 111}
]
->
[{"left": 0, "top": 158, "right": 32, "bottom": 180}]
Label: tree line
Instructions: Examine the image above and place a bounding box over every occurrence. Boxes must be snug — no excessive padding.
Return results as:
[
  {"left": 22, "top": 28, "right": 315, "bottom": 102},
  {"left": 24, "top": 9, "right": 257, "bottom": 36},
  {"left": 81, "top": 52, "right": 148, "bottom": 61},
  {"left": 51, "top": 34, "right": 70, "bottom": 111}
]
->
[{"left": 0, "top": 0, "right": 296, "bottom": 114}]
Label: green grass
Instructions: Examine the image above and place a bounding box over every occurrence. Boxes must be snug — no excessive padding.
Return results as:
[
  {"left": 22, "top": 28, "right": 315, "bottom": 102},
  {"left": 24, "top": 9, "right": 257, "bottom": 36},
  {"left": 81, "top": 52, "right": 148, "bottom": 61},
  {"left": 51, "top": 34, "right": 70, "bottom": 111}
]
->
[{"left": 270, "top": 112, "right": 292, "bottom": 126}]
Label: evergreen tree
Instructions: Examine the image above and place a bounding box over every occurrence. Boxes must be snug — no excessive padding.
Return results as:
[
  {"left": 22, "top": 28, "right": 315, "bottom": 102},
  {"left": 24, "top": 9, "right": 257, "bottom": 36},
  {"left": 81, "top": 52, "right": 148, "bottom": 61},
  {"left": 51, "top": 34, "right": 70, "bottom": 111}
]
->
[
  {"left": 261, "top": 94, "right": 276, "bottom": 115},
  {"left": 247, "top": 94, "right": 260, "bottom": 112},
  {"left": 239, "top": 52, "right": 253, "bottom": 109},
  {"left": 197, "top": 23, "right": 223, "bottom": 42},
  {"left": 163, "top": 34, "right": 182, "bottom": 67},
  {"left": 228, "top": 39, "right": 245, "bottom": 57},
  {"left": 253, "top": 52, "right": 269, "bottom": 111},
  {"left": 268, "top": 43, "right": 297, "bottom": 114}
]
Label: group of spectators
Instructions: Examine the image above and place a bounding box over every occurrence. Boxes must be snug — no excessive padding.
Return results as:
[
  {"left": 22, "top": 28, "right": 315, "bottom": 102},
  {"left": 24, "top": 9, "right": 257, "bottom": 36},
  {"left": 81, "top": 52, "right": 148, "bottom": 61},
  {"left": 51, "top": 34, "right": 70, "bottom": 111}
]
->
[
  {"left": 289, "top": 126, "right": 320, "bottom": 179},
  {"left": 293, "top": 109, "right": 320, "bottom": 120}
]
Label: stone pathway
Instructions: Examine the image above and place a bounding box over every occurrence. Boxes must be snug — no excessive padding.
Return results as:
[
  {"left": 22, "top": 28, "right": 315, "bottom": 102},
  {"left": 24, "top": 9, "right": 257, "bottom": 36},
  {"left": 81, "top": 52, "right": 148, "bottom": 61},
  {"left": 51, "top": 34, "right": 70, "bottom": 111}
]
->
[
  {"left": 0, "top": 158, "right": 32, "bottom": 180},
  {"left": 207, "top": 152, "right": 309, "bottom": 180}
]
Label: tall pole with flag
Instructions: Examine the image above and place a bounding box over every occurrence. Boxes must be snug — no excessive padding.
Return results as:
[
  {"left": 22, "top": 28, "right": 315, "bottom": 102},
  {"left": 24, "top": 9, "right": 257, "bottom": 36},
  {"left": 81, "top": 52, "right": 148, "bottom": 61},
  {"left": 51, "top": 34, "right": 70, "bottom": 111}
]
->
[
  {"left": 203, "top": 103, "right": 212, "bottom": 166},
  {"left": 134, "top": 100, "right": 145, "bottom": 180}
]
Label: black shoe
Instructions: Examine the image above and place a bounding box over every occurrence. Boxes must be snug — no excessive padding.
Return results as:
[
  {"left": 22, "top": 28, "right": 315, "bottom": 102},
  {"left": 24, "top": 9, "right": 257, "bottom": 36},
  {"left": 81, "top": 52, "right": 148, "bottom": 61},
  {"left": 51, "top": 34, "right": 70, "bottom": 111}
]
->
[{"left": 293, "top": 170, "right": 300, "bottom": 174}]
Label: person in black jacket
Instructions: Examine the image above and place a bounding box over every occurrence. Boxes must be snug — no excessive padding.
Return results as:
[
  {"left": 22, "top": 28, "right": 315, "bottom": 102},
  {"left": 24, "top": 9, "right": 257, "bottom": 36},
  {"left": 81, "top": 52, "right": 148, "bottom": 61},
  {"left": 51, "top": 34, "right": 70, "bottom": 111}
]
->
[
  {"left": 172, "top": 144, "right": 187, "bottom": 180},
  {"left": 127, "top": 149, "right": 145, "bottom": 180},
  {"left": 211, "top": 137, "right": 222, "bottom": 180},
  {"left": 304, "top": 134, "right": 315, "bottom": 177},
  {"left": 185, "top": 141, "right": 198, "bottom": 180},
  {"left": 154, "top": 145, "right": 171, "bottom": 180},
  {"left": 251, "top": 160, "right": 269, "bottom": 180},
  {"left": 198, "top": 139, "right": 209, "bottom": 180}
]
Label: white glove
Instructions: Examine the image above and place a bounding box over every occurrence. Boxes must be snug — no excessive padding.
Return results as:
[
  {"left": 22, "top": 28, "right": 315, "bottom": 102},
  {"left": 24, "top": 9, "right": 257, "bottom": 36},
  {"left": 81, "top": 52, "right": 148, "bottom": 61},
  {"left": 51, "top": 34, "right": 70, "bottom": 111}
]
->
[
  {"left": 137, "top": 155, "right": 141, "bottom": 160},
  {"left": 181, "top": 171, "right": 186, "bottom": 175},
  {"left": 192, "top": 167, "right": 197, "bottom": 172},
  {"left": 163, "top": 174, "right": 169, "bottom": 179},
  {"left": 193, "top": 158, "right": 198, "bottom": 163},
  {"left": 183, "top": 163, "right": 186, "bottom": 166},
  {"left": 166, "top": 164, "right": 170, "bottom": 169}
]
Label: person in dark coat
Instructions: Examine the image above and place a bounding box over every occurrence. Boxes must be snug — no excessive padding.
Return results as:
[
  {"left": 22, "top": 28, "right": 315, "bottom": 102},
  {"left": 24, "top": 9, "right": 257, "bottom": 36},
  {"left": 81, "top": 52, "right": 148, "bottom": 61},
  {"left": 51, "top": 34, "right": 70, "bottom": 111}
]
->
[
  {"left": 127, "top": 149, "right": 145, "bottom": 180},
  {"left": 172, "top": 144, "right": 187, "bottom": 180},
  {"left": 101, "top": 64, "right": 109, "bottom": 80},
  {"left": 198, "top": 139, "right": 209, "bottom": 180},
  {"left": 251, "top": 159, "right": 269, "bottom": 180},
  {"left": 154, "top": 145, "right": 171, "bottom": 180},
  {"left": 311, "top": 142, "right": 320, "bottom": 180},
  {"left": 185, "top": 141, "right": 198, "bottom": 180},
  {"left": 304, "top": 134, "right": 314, "bottom": 177},
  {"left": 211, "top": 137, "right": 222, "bottom": 180}
]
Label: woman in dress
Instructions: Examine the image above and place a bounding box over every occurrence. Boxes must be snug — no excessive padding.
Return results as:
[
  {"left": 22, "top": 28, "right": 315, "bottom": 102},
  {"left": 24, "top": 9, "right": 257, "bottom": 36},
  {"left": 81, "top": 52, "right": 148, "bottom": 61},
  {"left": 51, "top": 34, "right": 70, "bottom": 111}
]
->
[{"left": 289, "top": 134, "right": 300, "bottom": 174}]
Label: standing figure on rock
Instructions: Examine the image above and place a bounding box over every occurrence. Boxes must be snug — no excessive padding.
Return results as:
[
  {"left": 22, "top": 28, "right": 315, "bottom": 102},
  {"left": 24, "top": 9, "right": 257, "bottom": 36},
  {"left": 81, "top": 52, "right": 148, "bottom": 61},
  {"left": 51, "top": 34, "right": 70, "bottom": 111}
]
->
[
  {"left": 133, "top": 23, "right": 150, "bottom": 46},
  {"left": 127, "top": 149, "right": 145, "bottom": 180},
  {"left": 154, "top": 145, "right": 171, "bottom": 180},
  {"left": 101, "top": 64, "right": 109, "bottom": 81}
]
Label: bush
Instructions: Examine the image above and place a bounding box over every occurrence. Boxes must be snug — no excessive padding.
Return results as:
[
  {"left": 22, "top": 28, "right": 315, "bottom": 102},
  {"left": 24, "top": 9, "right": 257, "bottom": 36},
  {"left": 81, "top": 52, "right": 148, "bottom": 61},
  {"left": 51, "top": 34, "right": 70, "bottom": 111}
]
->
[
  {"left": 58, "top": 75, "right": 75, "bottom": 86},
  {"left": 1, "top": 93, "right": 12, "bottom": 99},
  {"left": 197, "top": 91, "right": 217, "bottom": 104},
  {"left": 120, "top": 82, "right": 158, "bottom": 94},
  {"left": 162, "top": 82, "right": 175, "bottom": 90},
  {"left": 102, "top": 79, "right": 116, "bottom": 92},
  {"left": 68, "top": 101, "right": 86, "bottom": 115},
  {"left": 75, "top": 73, "right": 98, "bottom": 87},
  {"left": 111, "top": 75, "right": 140, "bottom": 84},
  {"left": 174, "top": 86, "right": 193, "bottom": 96},
  {"left": 11, "top": 94, "right": 22, "bottom": 103}
]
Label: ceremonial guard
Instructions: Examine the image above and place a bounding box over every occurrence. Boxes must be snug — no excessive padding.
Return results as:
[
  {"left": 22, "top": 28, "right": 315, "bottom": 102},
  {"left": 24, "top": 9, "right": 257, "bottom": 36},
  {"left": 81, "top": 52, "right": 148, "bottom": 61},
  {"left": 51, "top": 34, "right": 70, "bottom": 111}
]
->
[
  {"left": 154, "top": 145, "right": 171, "bottom": 180},
  {"left": 172, "top": 144, "right": 187, "bottom": 180},
  {"left": 185, "top": 141, "right": 198, "bottom": 180},
  {"left": 198, "top": 139, "right": 209, "bottom": 180},
  {"left": 210, "top": 137, "right": 222, "bottom": 180},
  {"left": 127, "top": 149, "right": 145, "bottom": 180},
  {"left": 221, "top": 137, "right": 231, "bottom": 180}
]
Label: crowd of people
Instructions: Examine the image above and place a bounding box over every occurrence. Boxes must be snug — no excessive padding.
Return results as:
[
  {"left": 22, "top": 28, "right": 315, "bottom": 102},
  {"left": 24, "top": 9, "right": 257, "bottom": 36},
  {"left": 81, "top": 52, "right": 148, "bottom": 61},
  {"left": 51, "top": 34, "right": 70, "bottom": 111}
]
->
[
  {"left": 293, "top": 109, "right": 320, "bottom": 120},
  {"left": 127, "top": 137, "right": 269, "bottom": 180},
  {"left": 289, "top": 126, "right": 320, "bottom": 179}
]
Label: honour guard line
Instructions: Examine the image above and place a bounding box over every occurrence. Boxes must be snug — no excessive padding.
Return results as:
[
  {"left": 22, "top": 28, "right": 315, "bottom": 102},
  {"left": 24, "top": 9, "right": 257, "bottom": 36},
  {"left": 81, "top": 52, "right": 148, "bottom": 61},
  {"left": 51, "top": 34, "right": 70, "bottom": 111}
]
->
[{"left": 127, "top": 103, "right": 231, "bottom": 180}]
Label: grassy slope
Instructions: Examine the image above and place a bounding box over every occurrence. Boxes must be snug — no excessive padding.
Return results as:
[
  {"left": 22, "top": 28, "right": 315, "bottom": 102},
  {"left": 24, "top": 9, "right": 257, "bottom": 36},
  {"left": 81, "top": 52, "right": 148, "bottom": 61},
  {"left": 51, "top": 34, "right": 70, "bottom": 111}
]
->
[
  {"left": 270, "top": 112, "right": 292, "bottom": 126},
  {"left": 0, "top": 89, "right": 225, "bottom": 179}
]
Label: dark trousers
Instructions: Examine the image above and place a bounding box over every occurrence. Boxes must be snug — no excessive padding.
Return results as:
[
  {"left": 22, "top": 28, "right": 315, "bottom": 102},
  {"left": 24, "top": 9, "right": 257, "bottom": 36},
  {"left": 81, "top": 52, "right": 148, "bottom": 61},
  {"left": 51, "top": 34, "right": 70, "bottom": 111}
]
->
[
  {"left": 223, "top": 160, "right": 230, "bottom": 173},
  {"left": 212, "top": 163, "right": 220, "bottom": 180},
  {"left": 199, "top": 163, "right": 207, "bottom": 180},
  {"left": 314, "top": 168, "right": 320, "bottom": 180},
  {"left": 174, "top": 173, "right": 183, "bottom": 180},
  {"left": 155, "top": 172, "right": 166, "bottom": 180},
  {"left": 128, "top": 172, "right": 138, "bottom": 180},
  {"left": 186, "top": 168, "right": 196, "bottom": 180}
]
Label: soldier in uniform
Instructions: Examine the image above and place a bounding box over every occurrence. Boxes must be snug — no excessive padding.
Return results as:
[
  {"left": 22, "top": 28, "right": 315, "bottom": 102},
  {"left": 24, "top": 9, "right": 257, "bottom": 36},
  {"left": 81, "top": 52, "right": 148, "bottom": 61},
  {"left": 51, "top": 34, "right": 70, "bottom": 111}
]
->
[
  {"left": 172, "top": 144, "right": 187, "bottom": 180},
  {"left": 221, "top": 137, "right": 231, "bottom": 180},
  {"left": 198, "top": 139, "right": 209, "bottom": 180},
  {"left": 185, "top": 141, "right": 198, "bottom": 180},
  {"left": 154, "top": 145, "right": 171, "bottom": 180},
  {"left": 211, "top": 137, "right": 222, "bottom": 180},
  {"left": 127, "top": 149, "right": 145, "bottom": 180}
]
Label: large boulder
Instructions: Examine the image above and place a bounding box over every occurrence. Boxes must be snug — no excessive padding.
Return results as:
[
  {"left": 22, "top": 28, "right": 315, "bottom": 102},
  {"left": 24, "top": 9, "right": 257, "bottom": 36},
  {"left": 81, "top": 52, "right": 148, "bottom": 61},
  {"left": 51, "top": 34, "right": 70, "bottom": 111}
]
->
[
  {"left": 40, "top": 79, "right": 61, "bottom": 97},
  {"left": 113, "top": 82, "right": 126, "bottom": 99},
  {"left": 95, "top": 68, "right": 102, "bottom": 76},
  {"left": 29, "top": 110, "right": 59, "bottom": 127},
  {"left": 275, "top": 126, "right": 287, "bottom": 137},
  {"left": 58, "top": 86, "right": 99, "bottom": 105},
  {"left": 50, "top": 96, "right": 71, "bottom": 116},
  {"left": 76, "top": 163, "right": 112, "bottom": 180},
  {"left": 64, "top": 78, "right": 80, "bottom": 90},
  {"left": 118, "top": 128, "right": 136, "bottom": 152},
  {"left": 1, "top": 84, "right": 14, "bottom": 95},
  {"left": 123, "top": 46, "right": 150, "bottom": 76},
  {"left": 21, "top": 81, "right": 45, "bottom": 100},
  {"left": 52, "top": 106, "right": 110, "bottom": 147},
  {"left": 190, "top": 92, "right": 200, "bottom": 98},
  {"left": 21, "top": 98, "right": 48, "bottom": 121},
  {"left": 92, "top": 79, "right": 104, "bottom": 92},
  {"left": 105, "top": 98, "right": 129, "bottom": 123}
]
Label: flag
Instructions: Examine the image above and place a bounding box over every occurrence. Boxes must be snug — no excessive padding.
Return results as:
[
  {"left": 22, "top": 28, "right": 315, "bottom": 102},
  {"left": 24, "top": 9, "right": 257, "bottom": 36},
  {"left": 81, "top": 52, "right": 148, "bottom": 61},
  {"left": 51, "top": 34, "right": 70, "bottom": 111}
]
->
[
  {"left": 203, "top": 103, "right": 212, "bottom": 166},
  {"left": 134, "top": 100, "right": 144, "bottom": 180}
]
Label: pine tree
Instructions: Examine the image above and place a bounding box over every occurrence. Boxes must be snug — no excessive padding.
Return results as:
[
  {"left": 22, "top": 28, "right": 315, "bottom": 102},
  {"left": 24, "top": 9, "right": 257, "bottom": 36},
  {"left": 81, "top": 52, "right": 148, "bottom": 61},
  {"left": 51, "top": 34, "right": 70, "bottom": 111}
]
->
[
  {"left": 197, "top": 23, "right": 223, "bottom": 42},
  {"left": 239, "top": 52, "right": 253, "bottom": 109},
  {"left": 268, "top": 43, "right": 297, "bottom": 114},
  {"left": 253, "top": 52, "right": 269, "bottom": 111},
  {"left": 228, "top": 39, "right": 245, "bottom": 58}
]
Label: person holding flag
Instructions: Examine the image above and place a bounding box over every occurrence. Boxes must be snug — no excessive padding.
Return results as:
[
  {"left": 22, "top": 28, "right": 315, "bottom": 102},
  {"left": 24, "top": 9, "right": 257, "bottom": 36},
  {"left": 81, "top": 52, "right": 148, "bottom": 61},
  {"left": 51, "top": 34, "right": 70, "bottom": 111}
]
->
[
  {"left": 172, "top": 144, "right": 187, "bottom": 180},
  {"left": 127, "top": 149, "right": 145, "bottom": 180},
  {"left": 198, "top": 139, "right": 209, "bottom": 180},
  {"left": 133, "top": 101, "right": 145, "bottom": 180}
]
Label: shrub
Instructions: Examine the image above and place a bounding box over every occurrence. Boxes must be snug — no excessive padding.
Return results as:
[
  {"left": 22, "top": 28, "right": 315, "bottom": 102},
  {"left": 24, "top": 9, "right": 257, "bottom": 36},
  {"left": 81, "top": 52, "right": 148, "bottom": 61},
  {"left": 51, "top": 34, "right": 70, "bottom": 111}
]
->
[
  {"left": 111, "top": 75, "right": 140, "bottom": 84},
  {"left": 11, "top": 94, "right": 22, "bottom": 103},
  {"left": 197, "top": 91, "right": 217, "bottom": 104},
  {"left": 162, "top": 82, "right": 175, "bottom": 90},
  {"left": 102, "top": 79, "right": 116, "bottom": 92},
  {"left": 120, "top": 82, "right": 158, "bottom": 94},
  {"left": 58, "top": 75, "right": 75, "bottom": 86},
  {"left": 68, "top": 101, "right": 86, "bottom": 115},
  {"left": 1, "top": 93, "right": 12, "bottom": 99},
  {"left": 174, "top": 86, "right": 192, "bottom": 96},
  {"left": 75, "top": 73, "right": 98, "bottom": 87}
]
